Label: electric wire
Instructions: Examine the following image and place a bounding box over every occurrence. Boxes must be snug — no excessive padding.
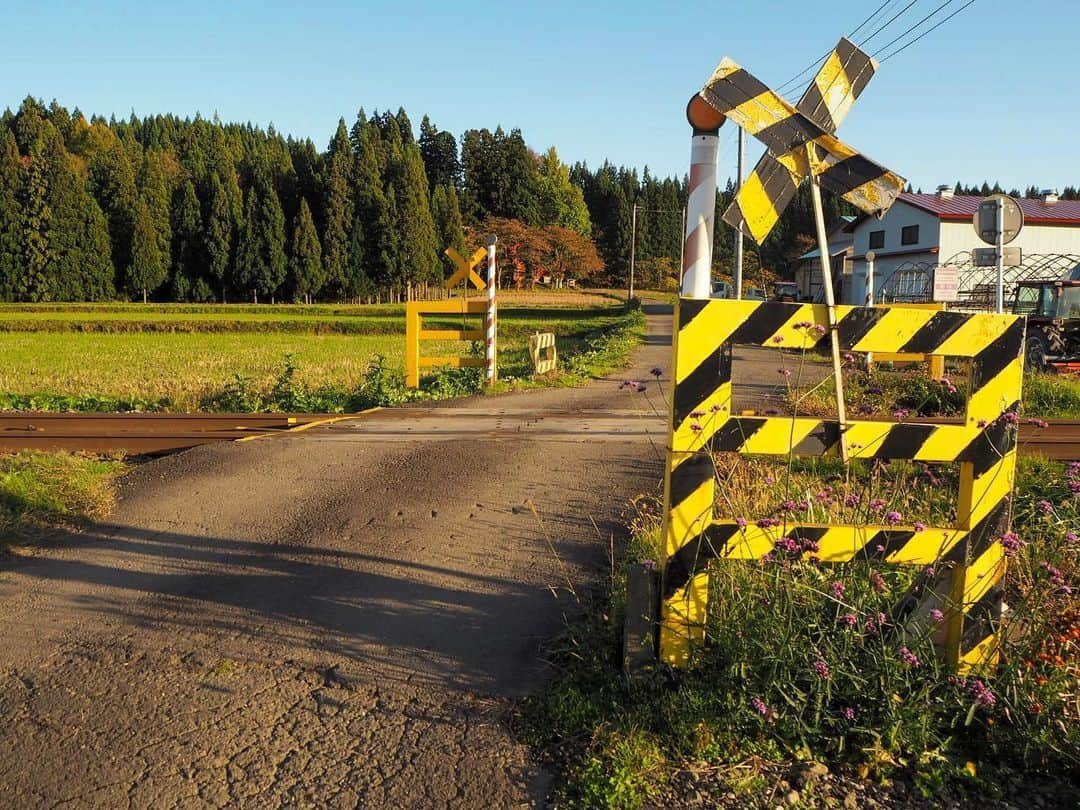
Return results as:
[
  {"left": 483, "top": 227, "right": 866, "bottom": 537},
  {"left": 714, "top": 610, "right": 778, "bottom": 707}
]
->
[
  {"left": 774, "top": 0, "right": 902, "bottom": 96},
  {"left": 878, "top": 0, "right": 976, "bottom": 61},
  {"left": 872, "top": 0, "right": 959, "bottom": 57},
  {"left": 858, "top": 0, "right": 920, "bottom": 47}
]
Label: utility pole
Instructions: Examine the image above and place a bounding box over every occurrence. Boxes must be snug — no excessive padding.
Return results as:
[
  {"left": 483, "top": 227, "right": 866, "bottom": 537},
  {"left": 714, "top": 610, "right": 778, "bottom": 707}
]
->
[
  {"left": 734, "top": 126, "right": 745, "bottom": 299},
  {"left": 628, "top": 202, "right": 637, "bottom": 301}
]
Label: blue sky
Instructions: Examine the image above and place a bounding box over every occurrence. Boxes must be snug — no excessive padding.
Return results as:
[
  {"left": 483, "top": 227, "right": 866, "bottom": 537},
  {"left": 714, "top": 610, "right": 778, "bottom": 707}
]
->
[{"left": 3, "top": 1, "right": 1077, "bottom": 191}]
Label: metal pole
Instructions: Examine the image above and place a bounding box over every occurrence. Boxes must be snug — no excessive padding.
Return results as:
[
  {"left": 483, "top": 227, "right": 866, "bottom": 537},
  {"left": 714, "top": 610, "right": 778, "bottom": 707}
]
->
[
  {"left": 809, "top": 173, "right": 848, "bottom": 462},
  {"left": 629, "top": 203, "right": 637, "bottom": 301},
  {"left": 734, "top": 126, "right": 745, "bottom": 299},
  {"left": 864, "top": 250, "right": 876, "bottom": 369},
  {"left": 485, "top": 235, "right": 497, "bottom": 386},
  {"left": 681, "top": 133, "right": 719, "bottom": 298},
  {"left": 995, "top": 196, "right": 1005, "bottom": 314}
]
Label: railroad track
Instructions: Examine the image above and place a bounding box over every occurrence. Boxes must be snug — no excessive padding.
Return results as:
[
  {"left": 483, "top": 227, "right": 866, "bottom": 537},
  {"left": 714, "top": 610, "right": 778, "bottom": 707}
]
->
[
  {"left": 0, "top": 413, "right": 334, "bottom": 454},
  {"left": 0, "top": 410, "right": 1077, "bottom": 460}
]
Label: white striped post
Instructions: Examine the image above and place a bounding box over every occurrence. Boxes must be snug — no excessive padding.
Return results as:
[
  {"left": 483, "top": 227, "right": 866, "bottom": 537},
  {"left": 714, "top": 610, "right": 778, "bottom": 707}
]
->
[
  {"left": 682, "top": 97, "right": 724, "bottom": 299},
  {"left": 485, "top": 235, "right": 497, "bottom": 385}
]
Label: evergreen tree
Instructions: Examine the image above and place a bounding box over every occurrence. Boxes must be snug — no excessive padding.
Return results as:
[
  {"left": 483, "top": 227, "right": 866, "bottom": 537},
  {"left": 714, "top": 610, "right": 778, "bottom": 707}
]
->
[
  {"left": 19, "top": 132, "right": 52, "bottom": 301},
  {"left": 171, "top": 179, "right": 206, "bottom": 300},
  {"left": 431, "top": 183, "right": 466, "bottom": 270},
  {"left": 88, "top": 138, "right": 137, "bottom": 286},
  {"left": 0, "top": 131, "right": 24, "bottom": 300},
  {"left": 235, "top": 173, "right": 287, "bottom": 302},
  {"left": 289, "top": 198, "right": 324, "bottom": 303},
  {"left": 128, "top": 199, "right": 165, "bottom": 302},
  {"left": 137, "top": 150, "right": 174, "bottom": 275},
  {"left": 205, "top": 172, "right": 232, "bottom": 302},
  {"left": 388, "top": 141, "right": 439, "bottom": 287},
  {"left": 321, "top": 119, "right": 353, "bottom": 296},
  {"left": 418, "top": 115, "right": 460, "bottom": 189}
]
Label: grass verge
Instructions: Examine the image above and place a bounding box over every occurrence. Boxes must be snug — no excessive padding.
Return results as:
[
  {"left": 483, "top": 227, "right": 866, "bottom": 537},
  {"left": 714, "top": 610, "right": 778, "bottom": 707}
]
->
[{"left": 0, "top": 451, "right": 128, "bottom": 544}]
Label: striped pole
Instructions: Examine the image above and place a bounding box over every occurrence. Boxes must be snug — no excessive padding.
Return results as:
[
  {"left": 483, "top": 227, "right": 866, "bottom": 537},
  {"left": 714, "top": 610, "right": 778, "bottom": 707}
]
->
[
  {"left": 485, "top": 235, "right": 497, "bottom": 385},
  {"left": 682, "top": 97, "right": 723, "bottom": 299}
]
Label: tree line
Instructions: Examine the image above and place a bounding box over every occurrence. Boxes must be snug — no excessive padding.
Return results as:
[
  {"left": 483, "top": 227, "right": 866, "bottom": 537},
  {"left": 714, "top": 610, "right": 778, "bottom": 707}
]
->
[
  {"left": 0, "top": 95, "right": 1074, "bottom": 303},
  {"left": 0, "top": 97, "right": 595, "bottom": 303}
]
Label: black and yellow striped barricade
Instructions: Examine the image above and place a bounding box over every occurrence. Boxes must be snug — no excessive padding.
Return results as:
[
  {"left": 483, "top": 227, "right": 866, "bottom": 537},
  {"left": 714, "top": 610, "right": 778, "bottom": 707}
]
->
[
  {"left": 660, "top": 298, "right": 1024, "bottom": 674},
  {"left": 405, "top": 246, "right": 488, "bottom": 389},
  {"left": 528, "top": 332, "right": 558, "bottom": 375}
]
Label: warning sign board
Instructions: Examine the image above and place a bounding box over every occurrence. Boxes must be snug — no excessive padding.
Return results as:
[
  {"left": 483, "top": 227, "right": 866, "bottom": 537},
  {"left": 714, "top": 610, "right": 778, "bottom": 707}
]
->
[{"left": 932, "top": 265, "right": 960, "bottom": 302}]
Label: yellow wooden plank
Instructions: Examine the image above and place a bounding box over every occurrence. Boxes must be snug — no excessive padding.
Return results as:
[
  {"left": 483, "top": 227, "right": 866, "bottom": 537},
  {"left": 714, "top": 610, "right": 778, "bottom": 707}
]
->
[
  {"left": 418, "top": 356, "right": 485, "bottom": 368},
  {"left": 419, "top": 329, "right": 484, "bottom": 341}
]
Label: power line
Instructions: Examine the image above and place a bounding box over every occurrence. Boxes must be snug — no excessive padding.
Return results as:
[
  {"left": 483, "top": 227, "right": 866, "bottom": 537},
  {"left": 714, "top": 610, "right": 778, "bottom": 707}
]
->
[
  {"left": 859, "top": 0, "right": 920, "bottom": 47},
  {"left": 872, "top": 0, "right": 959, "bottom": 57},
  {"left": 879, "top": 0, "right": 976, "bottom": 61},
  {"left": 774, "top": 0, "right": 903, "bottom": 97}
]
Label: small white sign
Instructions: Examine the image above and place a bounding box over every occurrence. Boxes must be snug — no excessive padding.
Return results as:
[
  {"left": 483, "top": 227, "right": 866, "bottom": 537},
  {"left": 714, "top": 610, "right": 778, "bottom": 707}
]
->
[{"left": 933, "top": 265, "right": 960, "bottom": 302}]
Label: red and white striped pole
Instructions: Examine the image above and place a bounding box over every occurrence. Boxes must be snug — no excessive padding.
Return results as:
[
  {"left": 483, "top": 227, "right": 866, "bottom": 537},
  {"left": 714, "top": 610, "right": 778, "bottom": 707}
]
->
[
  {"left": 485, "top": 234, "right": 497, "bottom": 386},
  {"left": 681, "top": 97, "right": 724, "bottom": 299}
]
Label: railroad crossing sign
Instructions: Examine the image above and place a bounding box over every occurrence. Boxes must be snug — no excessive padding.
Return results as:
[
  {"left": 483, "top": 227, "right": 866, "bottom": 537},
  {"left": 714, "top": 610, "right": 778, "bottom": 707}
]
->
[
  {"left": 715, "top": 38, "right": 906, "bottom": 244},
  {"left": 444, "top": 247, "right": 487, "bottom": 290},
  {"left": 974, "top": 194, "right": 1023, "bottom": 245}
]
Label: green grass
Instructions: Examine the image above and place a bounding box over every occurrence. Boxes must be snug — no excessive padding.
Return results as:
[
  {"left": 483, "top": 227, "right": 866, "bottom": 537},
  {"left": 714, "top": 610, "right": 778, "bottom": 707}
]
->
[
  {"left": 0, "top": 451, "right": 128, "bottom": 544},
  {"left": 0, "top": 296, "right": 643, "bottom": 412}
]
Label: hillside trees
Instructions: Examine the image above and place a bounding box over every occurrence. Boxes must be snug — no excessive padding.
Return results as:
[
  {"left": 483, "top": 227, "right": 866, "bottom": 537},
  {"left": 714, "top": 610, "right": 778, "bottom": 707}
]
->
[
  {"left": 0, "top": 131, "right": 24, "bottom": 299},
  {"left": 290, "top": 198, "right": 324, "bottom": 303},
  {"left": 128, "top": 199, "right": 165, "bottom": 302}
]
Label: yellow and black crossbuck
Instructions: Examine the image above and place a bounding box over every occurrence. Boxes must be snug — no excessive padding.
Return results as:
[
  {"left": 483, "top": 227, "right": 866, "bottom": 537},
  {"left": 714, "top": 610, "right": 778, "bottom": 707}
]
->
[
  {"left": 704, "top": 37, "right": 904, "bottom": 245},
  {"left": 659, "top": 299, "right": 1025, "bottom": 674}
]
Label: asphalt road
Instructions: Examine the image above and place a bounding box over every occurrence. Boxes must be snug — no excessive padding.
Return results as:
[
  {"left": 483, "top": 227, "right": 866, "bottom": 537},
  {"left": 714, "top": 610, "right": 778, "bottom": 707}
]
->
[{"left": 0, "top": 305, "right": 676, "bottom": 809}]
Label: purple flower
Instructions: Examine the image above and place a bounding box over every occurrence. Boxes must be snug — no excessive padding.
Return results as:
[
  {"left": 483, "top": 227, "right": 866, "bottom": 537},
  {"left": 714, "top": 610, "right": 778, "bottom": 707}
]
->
[
  {"left": 893, "top": 408, "right": 910, "bottom": 420},
  {"left": 813, "top": 659, "right": 831, "bottom": 679},
  {"left": 764, "top": 475, "right": 775, "bottom": 485},
  {"left": 1036, "top": 500, "right": 1053, "bottom": 515},
  {"left": 830, "top": 581, "right": 845, "bottom": 600},
  {"left": 869, "top": 498, "right": 886, "bottom": 512},
  {"left": 1028, "top": 418, "right": 1049, "bottom": 429},
  {"left": 930, "top": 608, "right": 944, "bottom": 622},
  {"left": 977, "top": 419, "right": 988, "bottom": 428},
  {"left": 999, "top": 531, "right": 1025, "bottom": 557},
  {"left": 636, "top": 383, "right": 647, "bottom": 392},
  {"left": 780, "top": 499, "right": 798, "bottom": 513},
  {"left": 775, "top": 537, "right": 801, "bottom": 554},
  {"left": 969, "top": 679, "right": 996, "bottom": 708},
  {"left": 840, "top": 612, "right": 858, "bottom": 628},
  {"left": 650, "top": 367, "right": 663, "bottom": 378},
  {"left": 757, "top": 517, "right": 780, "bottom": 529},
  {"left": 844, "top": 353, "right": 855, "bottom": 363},
  {"left": 735, "top": 517, "right": 748, "bottom": 529},
  {"left": 793, "top": 320, "right": 812, "bottom": 329},
  {"left": 814, "top": 324, "right": 827, "bottom": 335},
  {"left": 771, "top": 335, "right": 784, "bottom": 344},
  {"left": 914, "top": 522, "right": 926, "bottom": 532},
  {"left": 690, "top": 423, "right": 703, "bottom": 433},
  {"left": 779, "top": 368, "right": 792, "bottom": 377},
  {"left": 844, "top": 494, "right": 860, "bottom": 508},
  {"left": 1039, "top": 561, "right": 1065, "bottom": 584},
  {"left": 710, "top": 403, "right": 723, "bottom": 413},
  {"left": 899, "top": 646, "right": 921, "bottom": 667},
  {"left": 870, "top": 572, "right": 886, "bottom": 593},
  {"left": 842, "top": 707, "right": 856, "bottom": 721},
  {"left": 690, "top": 409, "right": 706, "bottom": 419},
  {"left": 1004, "top": 411, "right": 1019, "bottom": 424},
  {"left": 885, "top": 510, "right": 902, "bottom": 525},
  {"left": 751, "top": 697, "right": 769, "bottom": 716},
  {"left": 642, "top": 559, "right": 656, "bottom": 571},
  {"left": 1065, "top": 531, "right": 1078, "bottom": 545}
]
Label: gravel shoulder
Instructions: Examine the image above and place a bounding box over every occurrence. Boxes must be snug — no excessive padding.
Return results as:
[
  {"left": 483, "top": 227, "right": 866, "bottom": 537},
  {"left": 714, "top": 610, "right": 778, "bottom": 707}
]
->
[{"left": 0, "top": 304, "right": 671, "bottom": 808}]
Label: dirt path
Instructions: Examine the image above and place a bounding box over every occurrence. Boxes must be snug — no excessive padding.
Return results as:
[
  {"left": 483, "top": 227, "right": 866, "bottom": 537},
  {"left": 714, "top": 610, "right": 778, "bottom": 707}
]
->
[{"left": 0, "top": 305, "right": 672, "bottom": 809}]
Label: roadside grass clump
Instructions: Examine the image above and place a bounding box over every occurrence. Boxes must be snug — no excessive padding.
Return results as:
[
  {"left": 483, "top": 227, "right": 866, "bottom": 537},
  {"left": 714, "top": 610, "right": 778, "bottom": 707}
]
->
[
  {"left": 1024, "top": 373, "right": 1080, "bottom": 418},
  {"left": 0, "top": 451, "right": 128, "bottom": 543}
]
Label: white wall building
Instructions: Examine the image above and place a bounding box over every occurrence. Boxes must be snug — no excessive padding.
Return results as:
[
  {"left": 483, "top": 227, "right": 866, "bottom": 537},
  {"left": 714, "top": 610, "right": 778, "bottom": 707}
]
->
[{"left": 843, "top": 189, "right": 1080, "bottom": 305}]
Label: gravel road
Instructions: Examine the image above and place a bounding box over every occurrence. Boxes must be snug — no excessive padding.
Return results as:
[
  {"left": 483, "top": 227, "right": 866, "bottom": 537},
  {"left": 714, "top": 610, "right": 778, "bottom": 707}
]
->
[{"left": 0, "top": 304, "right": 674, "bottom": 809}]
